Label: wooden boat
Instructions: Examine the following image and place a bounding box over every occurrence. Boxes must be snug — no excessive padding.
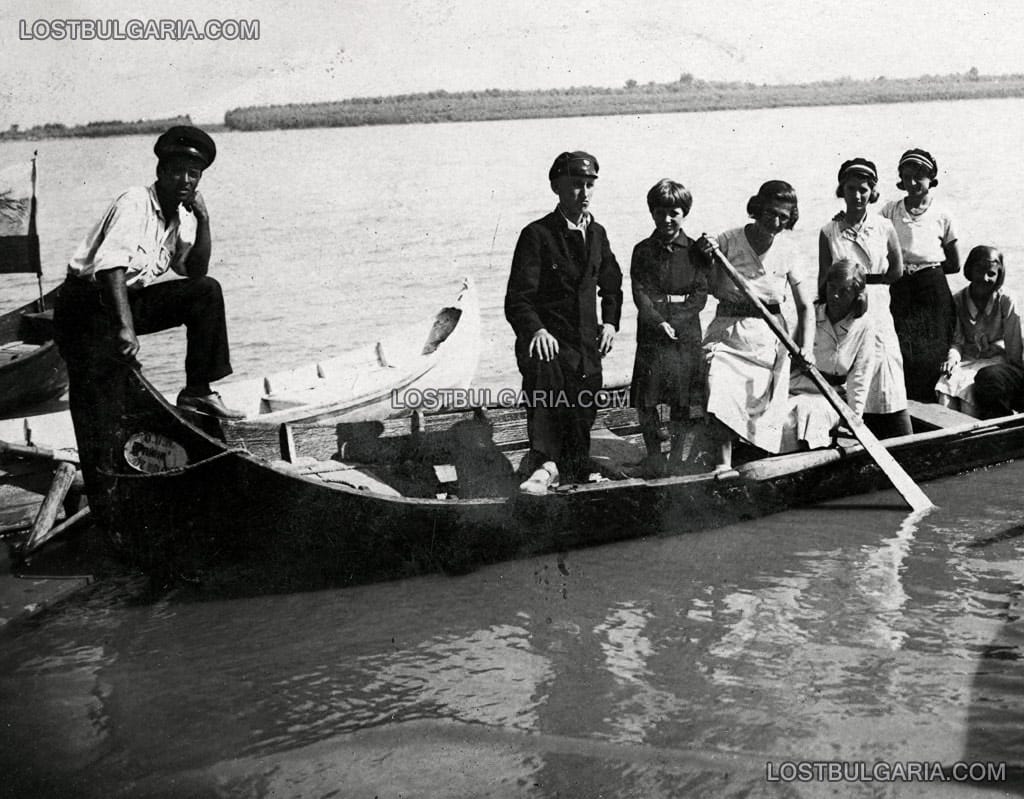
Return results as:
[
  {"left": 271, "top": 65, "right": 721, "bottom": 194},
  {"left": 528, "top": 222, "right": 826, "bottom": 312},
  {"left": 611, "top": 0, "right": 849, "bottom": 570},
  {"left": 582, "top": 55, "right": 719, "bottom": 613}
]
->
[
  {"left": 90, "top": 362, "right": 1024, "bottom": 595},
  {"left": 0, "top": 287, "right": 68, "bottom": 415},
  {"left": 214, "top": 278, "right": 480, "bottom": 424},
  {"left": 0, "top": 157, "right": 67, "bottom": 415}
]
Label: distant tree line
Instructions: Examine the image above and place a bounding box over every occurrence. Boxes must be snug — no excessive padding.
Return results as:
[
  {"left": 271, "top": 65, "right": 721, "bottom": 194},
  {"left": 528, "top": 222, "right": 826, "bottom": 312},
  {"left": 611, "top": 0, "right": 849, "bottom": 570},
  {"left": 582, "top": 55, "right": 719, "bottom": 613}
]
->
[
  {"left": 3, "top": 70, "right": 1021, "bottom": 141},
  {"left": 0, "top": 115, "right": 196, "bottom": 142},
  {"left": 222, "top": 70, "right": 1024, "bottom": 131}
]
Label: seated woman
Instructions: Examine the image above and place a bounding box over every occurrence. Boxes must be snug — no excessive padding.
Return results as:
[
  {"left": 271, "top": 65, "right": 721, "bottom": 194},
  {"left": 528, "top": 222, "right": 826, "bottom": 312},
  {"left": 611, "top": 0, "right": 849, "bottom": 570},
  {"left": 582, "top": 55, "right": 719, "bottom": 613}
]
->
[
  {"left": 784, "top": 259, "right": 883, "bottom": 450},
  {"left": 936, "top": 245, "right": 1024, "bottom": 418},
  {"left": 703, "top": 180, "right": 815, "bottom": 470}
]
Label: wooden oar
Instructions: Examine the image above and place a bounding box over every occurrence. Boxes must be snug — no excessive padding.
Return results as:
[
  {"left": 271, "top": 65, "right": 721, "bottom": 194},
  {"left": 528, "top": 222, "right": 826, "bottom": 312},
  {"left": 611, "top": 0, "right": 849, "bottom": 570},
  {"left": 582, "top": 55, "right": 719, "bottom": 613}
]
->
[{"left": 702, "top": 236, "right": 934, "bottom": 512}]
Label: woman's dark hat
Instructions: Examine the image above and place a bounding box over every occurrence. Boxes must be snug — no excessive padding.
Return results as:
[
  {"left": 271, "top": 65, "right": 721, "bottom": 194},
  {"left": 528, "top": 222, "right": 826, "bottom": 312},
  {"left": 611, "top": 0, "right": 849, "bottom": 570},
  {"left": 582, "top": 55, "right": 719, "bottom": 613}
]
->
[
  {"left": 154, "top": 125, "right": 216, "bottom": 168},
  {"left": 838, "top": 157, "right": 877, "bottom": 183},
  {"left": 549, "top": 151, "right": 599, "bottom": 181},
  {"left": 898, "top": 148, "right": 937, "bottom": 178}
]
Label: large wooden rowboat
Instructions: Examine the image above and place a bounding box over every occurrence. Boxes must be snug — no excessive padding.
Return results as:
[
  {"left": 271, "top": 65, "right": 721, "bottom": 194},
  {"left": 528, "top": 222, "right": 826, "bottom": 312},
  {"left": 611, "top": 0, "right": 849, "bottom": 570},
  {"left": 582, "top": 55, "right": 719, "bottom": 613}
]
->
[
  {"left": 0, "top": 287, "right": 68, "bottom": 415},
  {"left": 93, "top": 363, "right": 1024, "bottom": 595},
  {"left": 215, "top": 278, "right": 480, "bottom": 425}
]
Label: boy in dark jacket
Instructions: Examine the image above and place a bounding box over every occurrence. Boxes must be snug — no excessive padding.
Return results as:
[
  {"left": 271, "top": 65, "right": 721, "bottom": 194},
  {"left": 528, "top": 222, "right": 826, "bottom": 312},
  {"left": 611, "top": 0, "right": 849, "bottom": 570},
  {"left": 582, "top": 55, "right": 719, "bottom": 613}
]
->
[{"left": 504, "top": 151, "right": 623, "bottom": 494}]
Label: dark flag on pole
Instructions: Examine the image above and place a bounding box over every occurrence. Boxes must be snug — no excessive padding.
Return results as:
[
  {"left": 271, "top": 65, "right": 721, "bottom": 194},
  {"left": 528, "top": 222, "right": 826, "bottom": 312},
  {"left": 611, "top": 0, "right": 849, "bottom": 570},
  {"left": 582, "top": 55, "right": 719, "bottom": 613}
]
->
[
  {"left": 0, "top": 154, "right": 44, "bottom": 303},
  {"left": 0, "top": 155, "right": 41, "bottom": 272}
]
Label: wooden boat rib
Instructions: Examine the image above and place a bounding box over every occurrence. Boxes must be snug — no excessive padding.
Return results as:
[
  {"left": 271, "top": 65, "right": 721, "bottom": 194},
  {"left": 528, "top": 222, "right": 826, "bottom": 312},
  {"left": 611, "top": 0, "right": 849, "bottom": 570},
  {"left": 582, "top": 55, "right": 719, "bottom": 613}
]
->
[
  {"left": 0, "top": 287, "right": 68, "bottom": 415},
  {"left": 93, "top": 363, "right": 1024, "bottom": 595},
  {"left": 215, "top": 277, "right": 480, "bottom": 425}
]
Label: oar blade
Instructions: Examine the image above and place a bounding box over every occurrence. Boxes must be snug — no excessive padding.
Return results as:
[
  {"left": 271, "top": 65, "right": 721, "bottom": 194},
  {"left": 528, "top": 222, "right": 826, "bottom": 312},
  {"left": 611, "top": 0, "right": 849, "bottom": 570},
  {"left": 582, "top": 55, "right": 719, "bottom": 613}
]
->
[{"left": 851, "top": 421, "right": 934, "bottom": 512}]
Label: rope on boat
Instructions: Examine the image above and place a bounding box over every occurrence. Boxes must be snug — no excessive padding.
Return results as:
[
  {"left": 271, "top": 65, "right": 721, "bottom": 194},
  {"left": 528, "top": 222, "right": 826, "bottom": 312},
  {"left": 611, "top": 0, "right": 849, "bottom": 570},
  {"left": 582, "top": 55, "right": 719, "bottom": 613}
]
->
[{"left": 98, "top": 446, "right": 249, "bottom": 479}]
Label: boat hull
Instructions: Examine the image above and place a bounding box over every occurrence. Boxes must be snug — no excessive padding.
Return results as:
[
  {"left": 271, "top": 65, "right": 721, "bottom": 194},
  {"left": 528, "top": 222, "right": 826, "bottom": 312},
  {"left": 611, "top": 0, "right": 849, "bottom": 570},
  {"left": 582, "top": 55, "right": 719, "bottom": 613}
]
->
[
  {"left": 0, "top": 288, "right": 68, "bottom": 415},
  {"left": 95, "top": 366, "right": 1024, "bottom": 595}
]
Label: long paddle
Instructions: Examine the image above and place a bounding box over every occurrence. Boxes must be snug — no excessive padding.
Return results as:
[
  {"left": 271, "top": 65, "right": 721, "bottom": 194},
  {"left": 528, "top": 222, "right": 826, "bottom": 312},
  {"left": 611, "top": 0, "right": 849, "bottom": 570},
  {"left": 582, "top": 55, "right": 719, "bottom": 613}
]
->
[{"left": 701, "top": 236, "right": 934, "bottom": 512}]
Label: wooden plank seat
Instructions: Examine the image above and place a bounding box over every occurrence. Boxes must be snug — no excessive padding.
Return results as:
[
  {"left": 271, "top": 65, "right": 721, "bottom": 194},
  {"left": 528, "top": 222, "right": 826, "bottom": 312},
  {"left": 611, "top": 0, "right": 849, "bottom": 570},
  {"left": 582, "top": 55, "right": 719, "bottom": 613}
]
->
[
  {"left": 908, "top": 399, "right": 979, "bottom": 431},
  {"left": 262, "top": 364, "right": 322, "bottom": 398},
  {"left": 271, "top": 456, "right": 403, "bottom": 496}
]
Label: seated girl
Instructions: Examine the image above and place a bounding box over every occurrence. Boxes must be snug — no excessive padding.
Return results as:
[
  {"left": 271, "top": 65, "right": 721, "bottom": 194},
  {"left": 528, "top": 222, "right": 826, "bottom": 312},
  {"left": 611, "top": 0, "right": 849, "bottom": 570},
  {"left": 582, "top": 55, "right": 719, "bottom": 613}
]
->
[
  {"left": 784, "top": 259, "right": 885, "bottom": 450},
  {"left": 936, "top": 245, "right": 1024, "bottom": 418}
]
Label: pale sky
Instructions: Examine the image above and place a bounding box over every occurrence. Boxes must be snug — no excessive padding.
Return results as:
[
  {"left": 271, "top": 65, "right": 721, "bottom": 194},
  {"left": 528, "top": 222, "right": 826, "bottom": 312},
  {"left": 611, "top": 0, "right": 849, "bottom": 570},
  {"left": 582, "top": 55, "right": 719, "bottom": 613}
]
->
[{"left": 2, "top": 0, "right": 1023, "bottom": 129}]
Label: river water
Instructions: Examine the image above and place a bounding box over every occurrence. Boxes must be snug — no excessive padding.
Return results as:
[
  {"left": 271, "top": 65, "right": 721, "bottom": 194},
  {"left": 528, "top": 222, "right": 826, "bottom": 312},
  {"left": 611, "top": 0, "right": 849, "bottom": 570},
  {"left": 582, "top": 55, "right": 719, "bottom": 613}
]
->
[{"left": 3, "top": 99, "right": 1024, "bottom": 796}]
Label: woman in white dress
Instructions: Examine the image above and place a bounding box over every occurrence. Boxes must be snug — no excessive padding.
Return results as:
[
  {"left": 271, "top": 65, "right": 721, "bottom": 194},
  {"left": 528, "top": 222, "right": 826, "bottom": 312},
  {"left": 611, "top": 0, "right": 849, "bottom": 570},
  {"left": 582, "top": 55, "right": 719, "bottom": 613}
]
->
[
  {"left": 703, "top": 180, "right": 815, "bottom": 469},
  {"left": 818, "top": 158, "right": 911, "bottom": 439}
]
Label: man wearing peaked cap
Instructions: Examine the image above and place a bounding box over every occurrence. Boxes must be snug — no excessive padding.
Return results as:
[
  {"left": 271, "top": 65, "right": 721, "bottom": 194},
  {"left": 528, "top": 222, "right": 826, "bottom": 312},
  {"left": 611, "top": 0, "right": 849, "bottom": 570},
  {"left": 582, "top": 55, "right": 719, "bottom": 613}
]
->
[
  {"left": 505, "top": 150, "right": 623, "bottom": 494},
  {"left": 547, "top": 151, "right": 599, "bottom": 181},
  {"left": 153, "top": 125, "right": 217, "bottom": 167},
  {"left": 54, "top": 124, "right": 241, "bottom": 517}
]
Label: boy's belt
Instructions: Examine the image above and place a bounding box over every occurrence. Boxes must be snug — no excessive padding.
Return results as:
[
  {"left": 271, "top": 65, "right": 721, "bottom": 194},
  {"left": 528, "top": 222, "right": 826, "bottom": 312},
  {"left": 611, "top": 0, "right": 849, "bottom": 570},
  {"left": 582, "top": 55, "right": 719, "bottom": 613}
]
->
[{"left": 904, "top": 262, "right": 942, "bottom": 276}]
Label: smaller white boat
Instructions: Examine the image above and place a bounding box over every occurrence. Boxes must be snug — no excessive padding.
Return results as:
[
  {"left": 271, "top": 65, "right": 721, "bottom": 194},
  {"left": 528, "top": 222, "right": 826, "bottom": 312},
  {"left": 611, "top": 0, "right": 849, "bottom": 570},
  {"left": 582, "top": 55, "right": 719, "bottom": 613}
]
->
[{"left": 215, "top": 278, "right": 480, "bottom": 425}]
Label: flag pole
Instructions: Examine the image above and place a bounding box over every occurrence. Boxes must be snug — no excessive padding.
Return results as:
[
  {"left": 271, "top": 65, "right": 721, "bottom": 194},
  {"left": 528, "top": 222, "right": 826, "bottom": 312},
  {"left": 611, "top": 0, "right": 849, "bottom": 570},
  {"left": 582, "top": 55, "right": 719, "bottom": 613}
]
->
[{"left": 30, "top": 150, "right": 43, "bottom": 309}]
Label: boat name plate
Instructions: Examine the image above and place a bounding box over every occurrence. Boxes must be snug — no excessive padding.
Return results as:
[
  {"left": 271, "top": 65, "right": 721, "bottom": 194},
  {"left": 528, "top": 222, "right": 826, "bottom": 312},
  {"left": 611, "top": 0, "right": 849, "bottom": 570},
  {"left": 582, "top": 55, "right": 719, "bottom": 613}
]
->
[{"left": 124, "top": 431, "right": 188, "bottom": 474}]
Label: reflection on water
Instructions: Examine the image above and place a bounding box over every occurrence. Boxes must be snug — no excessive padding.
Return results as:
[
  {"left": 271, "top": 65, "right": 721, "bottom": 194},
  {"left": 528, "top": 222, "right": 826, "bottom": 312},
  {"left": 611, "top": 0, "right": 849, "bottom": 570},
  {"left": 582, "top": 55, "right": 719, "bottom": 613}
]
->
[
  {"left": 3, "top": 463, "right": 1024, "bottom": 796},
  {"left": 852, "top": 510, "right": 921, "bottom": 650}
]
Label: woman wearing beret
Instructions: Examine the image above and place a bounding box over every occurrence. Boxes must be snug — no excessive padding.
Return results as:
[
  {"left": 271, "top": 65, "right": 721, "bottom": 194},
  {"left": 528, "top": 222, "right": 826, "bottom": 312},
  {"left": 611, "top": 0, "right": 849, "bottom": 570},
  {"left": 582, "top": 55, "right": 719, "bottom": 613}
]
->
[
  {"left": 819, "top": 158, "right": 911, "bottom": 439},
  {"left": 882, "top": 148, "right": 961, "bottom": 401}
]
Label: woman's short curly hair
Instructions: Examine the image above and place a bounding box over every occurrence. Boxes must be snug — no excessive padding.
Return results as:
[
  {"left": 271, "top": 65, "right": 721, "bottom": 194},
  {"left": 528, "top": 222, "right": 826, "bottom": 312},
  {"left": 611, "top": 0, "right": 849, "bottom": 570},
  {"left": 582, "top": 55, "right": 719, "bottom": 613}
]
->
[
  {"left": 964, "top": 245, "right": 1005, "bottom": 290},
  {"left": 746, "top": 180, "right": 799, "bottom": 229}
]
